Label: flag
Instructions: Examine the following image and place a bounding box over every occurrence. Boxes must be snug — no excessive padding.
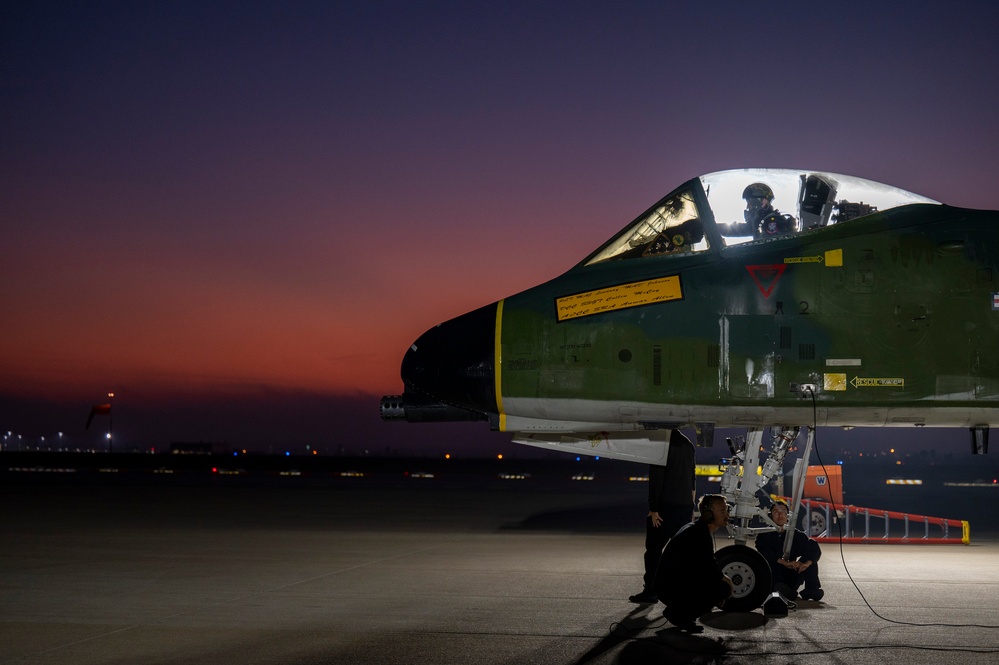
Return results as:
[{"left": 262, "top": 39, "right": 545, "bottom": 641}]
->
[{"left": 86, "top": 403, "right": 112, "bottom": 429}]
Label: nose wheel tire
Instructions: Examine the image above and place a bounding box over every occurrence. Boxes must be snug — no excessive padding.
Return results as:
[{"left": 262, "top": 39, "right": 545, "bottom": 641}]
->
[{"left": 716, "top": 544, "right": 772, "bottom": 612}]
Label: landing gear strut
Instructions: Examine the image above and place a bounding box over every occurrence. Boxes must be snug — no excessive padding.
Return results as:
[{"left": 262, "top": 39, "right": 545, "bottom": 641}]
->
[{"left": 714, "top": 426, "right": 815, "bottom": 612}]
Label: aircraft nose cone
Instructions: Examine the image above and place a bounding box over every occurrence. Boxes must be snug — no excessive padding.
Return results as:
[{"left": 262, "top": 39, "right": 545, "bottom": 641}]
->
[{"left": 401, "top": 303, "right": 497, "bottom": 415}]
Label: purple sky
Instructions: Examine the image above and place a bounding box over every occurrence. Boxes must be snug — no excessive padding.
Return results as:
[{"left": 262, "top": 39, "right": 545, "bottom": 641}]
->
[{"left": 2, "top": 2, "right": 998, "bottom": 457}]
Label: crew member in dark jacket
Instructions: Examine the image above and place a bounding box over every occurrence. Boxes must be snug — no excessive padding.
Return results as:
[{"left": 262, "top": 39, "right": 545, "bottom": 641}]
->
[
  {"left": 628, "top": 429, "right": 696, "bottom": 604},
  {"left": 652, "top": 494, "right": 733, "bottom": 632},
  {"left": 755, "top": 499, "right": 824, "bottom": 601}
]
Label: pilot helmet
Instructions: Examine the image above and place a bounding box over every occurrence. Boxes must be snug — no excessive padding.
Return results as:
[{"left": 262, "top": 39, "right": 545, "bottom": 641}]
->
[{"left": 742, "top": 183, "right": 774, "bottom": 202}]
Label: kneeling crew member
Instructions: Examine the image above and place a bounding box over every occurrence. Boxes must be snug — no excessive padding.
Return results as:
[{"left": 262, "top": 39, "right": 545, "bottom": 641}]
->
[
  {"left": 652, "top": 494, "right": 734, "bottom": 633},
  {"left": 755, "top": 499, "right": 824, "bottom": 601}
]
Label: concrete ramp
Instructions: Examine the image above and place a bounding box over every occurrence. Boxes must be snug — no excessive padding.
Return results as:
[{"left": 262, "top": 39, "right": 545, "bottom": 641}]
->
[{"left": 3, "top": 478, "right": 998, "bottom": 664}]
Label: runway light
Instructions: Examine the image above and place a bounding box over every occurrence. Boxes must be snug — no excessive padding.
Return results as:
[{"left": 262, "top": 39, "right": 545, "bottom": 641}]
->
[
  {"left": 497, "top": 454, "right": 503, "bottom": 460},
  {"left": 444, "top": 453, "right": 451, "bottom": 459}
]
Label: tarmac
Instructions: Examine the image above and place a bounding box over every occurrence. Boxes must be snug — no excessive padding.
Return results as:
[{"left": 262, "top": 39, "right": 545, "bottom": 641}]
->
[{"left": 3, "top": 465, "right": 999, "bottom": 665}]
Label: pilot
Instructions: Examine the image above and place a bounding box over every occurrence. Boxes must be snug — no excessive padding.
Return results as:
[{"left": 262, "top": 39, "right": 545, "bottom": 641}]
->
[
  {"left": 754, "top": 499, "right": 824, "bottom": 601},
  {"left": 723, "top": 183, "right": 797, "bottom": 239}
]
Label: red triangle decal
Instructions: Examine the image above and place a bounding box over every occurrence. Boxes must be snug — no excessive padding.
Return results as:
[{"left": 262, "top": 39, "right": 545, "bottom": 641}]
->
[{"left": 745, "top": 264, "right": 786, "bottom": 297}]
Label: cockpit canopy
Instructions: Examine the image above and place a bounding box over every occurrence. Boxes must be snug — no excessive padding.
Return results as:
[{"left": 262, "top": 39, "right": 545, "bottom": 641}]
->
[{"left": 584, "top": 168, "right": 939, "bottom": 266}]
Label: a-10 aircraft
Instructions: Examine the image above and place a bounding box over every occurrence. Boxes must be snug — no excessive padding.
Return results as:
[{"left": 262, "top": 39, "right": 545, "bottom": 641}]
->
[{"left": 381, "top": 167, "right": 999, "bottom": 610}]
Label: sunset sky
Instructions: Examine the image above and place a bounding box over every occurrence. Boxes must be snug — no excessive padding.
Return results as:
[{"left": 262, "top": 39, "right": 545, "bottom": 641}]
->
[{"left": 3, "top": 2, "right": 998, "bottom": 456}]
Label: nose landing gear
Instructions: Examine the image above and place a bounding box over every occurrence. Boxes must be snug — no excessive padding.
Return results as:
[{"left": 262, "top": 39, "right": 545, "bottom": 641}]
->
[{"left": 716, "top": 426, "right": 814, "bottom": 612}]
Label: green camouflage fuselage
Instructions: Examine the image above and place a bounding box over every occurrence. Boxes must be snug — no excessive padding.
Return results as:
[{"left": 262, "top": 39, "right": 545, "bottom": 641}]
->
[{"left": 497, "top": 203, "right": 999, "bottom": 431}]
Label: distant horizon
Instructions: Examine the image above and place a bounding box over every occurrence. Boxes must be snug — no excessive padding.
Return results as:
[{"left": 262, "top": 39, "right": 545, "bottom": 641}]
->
[{"left": 1, "top": 388, "right": 991, "bottom": 467}]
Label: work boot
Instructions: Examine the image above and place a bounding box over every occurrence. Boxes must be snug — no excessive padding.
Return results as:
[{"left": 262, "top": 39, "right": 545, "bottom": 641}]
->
[
  {"left": 628, "top": 589, "right": 658, "bottom": 603},
  {"left": 663, "top": 608, "right": 703, "bottom": 633}
]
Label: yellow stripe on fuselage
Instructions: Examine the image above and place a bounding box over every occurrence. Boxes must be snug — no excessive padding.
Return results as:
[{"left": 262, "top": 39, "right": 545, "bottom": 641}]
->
[{"left": 495, "top": 299, "right": 505, "bottom": 431}]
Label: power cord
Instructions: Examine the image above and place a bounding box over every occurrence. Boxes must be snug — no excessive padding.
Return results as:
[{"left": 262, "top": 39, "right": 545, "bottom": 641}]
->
[{"left": 803, "top": 385, "right": 998, "bottom": 629}]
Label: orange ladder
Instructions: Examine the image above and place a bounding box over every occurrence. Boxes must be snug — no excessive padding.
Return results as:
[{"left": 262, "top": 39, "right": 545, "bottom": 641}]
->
[{"left": 798, "top": 497, "right": 970, "bottom": 544}]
